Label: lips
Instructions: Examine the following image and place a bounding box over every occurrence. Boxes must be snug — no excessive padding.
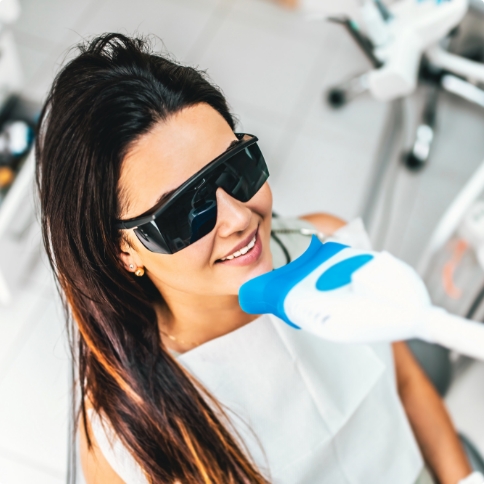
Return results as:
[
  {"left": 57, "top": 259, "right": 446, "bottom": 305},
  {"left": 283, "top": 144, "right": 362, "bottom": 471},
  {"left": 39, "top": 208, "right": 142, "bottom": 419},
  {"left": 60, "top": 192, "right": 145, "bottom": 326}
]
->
[
  {"left": 216, "top": 227, "right": 260, "bottom": 263},
  {"left": 220, "top": 235, "right": 256, "bottom": 261},
  {"left": 217, "top": 233, "right": 262, "bottom": 267}
]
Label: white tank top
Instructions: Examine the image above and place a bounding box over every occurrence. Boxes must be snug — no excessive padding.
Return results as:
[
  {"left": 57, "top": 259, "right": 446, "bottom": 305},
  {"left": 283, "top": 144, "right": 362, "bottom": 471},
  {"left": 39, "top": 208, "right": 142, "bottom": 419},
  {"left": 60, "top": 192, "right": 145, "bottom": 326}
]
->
[{"left": 88, "top": 218, "right": 430, "bottom": 484}]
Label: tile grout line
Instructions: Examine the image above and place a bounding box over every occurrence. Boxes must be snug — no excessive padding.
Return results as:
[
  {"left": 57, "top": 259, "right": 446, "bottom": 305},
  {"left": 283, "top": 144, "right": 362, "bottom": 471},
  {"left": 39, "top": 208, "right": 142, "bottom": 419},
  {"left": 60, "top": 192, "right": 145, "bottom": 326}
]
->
[
  {"left": 11, "top": 29, "right": 57, "bottom": 54},
  {"left": 269, "top": 29, "right": 341, "bottom": 181},
  {"left": 65, "top": 0, "right": 109, "bottom": 43},
  {"left": 15, "top": 0, "right": 107, "bottom": 93},
  {"left": 21, "top": 0, "right": 109, "bottom": 99},
  {"left": 184, "top": 0, "right": 235, "bottom": 66}
]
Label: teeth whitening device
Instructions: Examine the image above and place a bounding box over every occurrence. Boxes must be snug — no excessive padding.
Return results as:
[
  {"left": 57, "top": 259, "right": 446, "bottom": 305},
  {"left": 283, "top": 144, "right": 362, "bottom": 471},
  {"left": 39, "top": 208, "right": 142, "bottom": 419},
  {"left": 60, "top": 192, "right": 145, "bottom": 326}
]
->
[{"left": 239, "top": 237, "right": 484, "bottom": 361}]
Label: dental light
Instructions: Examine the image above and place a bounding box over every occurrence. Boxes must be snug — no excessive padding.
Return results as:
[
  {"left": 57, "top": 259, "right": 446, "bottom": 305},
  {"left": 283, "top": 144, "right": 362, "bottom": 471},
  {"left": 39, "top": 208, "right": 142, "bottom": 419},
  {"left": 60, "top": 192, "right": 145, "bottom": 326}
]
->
[{"left": 239, "top": 236, "right": 484, "bottom": 361}]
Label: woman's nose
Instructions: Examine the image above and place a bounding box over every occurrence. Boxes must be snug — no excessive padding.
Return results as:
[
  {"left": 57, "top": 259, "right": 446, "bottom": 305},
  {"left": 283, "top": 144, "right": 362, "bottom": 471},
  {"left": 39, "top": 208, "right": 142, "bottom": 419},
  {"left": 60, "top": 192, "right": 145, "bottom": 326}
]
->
[{"left": 215, "top": 187, "right": 251, "bottom": 238}]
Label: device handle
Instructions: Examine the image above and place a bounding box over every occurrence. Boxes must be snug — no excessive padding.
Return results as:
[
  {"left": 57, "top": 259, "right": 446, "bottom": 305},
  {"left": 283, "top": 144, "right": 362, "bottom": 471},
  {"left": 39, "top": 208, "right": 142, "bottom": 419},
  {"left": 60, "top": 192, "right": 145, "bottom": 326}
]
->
[{"left": 422, "top": 307, "right": 484, "bottom": 361}]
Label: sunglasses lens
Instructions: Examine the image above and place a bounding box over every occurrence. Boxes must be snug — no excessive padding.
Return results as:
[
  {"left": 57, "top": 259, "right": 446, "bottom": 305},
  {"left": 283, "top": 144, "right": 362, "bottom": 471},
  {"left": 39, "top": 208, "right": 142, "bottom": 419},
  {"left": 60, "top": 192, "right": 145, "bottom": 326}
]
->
[
  {"left": 136, "top": 138, "right": 269, "bottom": 254},
  {"left": 219, "top": 143, "right": 268, "bottom": 202},
  {"left": 134, "top": 222, "right": 170, "bottom": 254},
  {"left": 149, "top": 186, "right": 218, "bottom": 253}
]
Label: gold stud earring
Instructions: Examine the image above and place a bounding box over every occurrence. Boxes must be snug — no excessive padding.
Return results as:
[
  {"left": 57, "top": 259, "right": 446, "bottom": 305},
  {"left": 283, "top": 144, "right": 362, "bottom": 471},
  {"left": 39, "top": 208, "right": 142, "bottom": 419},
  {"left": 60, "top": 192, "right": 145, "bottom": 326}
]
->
[{"left": 135, "top": 267, "right": 145, "bottom": 277}]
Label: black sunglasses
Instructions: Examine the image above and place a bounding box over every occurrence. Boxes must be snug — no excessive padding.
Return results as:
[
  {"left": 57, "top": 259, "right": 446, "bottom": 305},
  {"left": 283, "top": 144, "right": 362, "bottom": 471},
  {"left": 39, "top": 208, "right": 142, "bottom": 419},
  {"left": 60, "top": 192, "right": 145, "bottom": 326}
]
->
[{"left": 115, "top": 133, "right": 269, "bottom": 254}]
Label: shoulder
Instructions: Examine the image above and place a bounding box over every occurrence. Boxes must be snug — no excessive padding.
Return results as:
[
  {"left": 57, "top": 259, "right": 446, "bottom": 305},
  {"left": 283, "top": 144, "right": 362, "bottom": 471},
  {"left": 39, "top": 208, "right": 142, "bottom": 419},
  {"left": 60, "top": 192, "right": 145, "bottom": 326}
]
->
[
  {"left": 299, "top": 212, "right": 346, "bottom": 236},
  {"left": 79, "top": 403, "right": 125, "bottom": 484}
]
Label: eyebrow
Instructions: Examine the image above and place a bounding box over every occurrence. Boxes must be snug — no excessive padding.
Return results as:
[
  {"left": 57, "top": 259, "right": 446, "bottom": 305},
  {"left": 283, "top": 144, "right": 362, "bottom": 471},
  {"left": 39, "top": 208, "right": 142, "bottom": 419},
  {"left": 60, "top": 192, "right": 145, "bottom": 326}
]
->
[{"left": 153, "top": 138, "right": 241, "bottom": 207}]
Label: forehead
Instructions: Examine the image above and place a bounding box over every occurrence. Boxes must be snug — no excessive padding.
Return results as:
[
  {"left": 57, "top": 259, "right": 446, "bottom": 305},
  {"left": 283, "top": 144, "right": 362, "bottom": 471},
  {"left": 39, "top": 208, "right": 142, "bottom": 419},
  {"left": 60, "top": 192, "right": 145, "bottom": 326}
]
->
[{"left": 118, "top": 103, "right": 236, "bottom": 219}]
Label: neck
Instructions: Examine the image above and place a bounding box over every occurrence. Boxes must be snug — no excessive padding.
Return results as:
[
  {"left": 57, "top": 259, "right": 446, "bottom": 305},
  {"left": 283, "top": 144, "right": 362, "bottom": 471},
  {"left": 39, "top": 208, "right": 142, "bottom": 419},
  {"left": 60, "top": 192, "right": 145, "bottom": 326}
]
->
[{"left": 155, "top": 287, "right": 258, "bottom": 354}]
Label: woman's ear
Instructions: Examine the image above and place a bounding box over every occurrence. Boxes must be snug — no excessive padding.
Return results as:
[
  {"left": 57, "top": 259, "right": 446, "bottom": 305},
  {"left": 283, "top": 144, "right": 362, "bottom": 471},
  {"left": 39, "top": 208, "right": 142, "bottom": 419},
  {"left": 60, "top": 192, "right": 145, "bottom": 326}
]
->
[{"left": 118, "top": 233, "right": 143, "bottom": 273}]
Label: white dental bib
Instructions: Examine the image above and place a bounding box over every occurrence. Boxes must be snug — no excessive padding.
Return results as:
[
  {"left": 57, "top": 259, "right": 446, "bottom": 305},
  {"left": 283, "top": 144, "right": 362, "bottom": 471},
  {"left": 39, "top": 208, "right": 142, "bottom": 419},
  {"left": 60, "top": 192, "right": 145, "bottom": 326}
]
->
[{"left": 178, "top": 313, "right": 423, "bottom": 484}]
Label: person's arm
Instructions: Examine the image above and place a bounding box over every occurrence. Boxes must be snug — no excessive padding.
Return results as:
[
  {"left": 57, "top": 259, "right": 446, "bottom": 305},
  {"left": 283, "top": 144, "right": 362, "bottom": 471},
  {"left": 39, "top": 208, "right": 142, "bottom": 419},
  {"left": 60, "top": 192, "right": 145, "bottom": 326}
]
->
[
  {"left": 300, "top": 212, "right": 346, "bottom": 235},
  {"left": 393, "top": 341, "right": 471, "bottom": 484},
  {"left": 79, "top": 411, "right": 125, "bottom": 484}
]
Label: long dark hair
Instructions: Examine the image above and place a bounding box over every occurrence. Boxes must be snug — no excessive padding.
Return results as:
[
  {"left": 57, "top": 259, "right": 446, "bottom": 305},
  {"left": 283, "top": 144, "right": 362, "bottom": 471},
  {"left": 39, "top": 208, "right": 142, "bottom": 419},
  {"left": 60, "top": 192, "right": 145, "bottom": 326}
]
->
[{"left": 35, "top": 33, "right": 269, "bottom": 483}]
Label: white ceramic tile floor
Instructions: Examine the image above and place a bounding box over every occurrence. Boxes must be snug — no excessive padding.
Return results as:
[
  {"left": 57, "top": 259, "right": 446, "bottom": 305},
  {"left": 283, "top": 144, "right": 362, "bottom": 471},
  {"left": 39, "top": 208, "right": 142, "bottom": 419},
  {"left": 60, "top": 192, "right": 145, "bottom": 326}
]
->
[
  {"left": 4, "top": 0, "right": 484, "bottom": 482},
  {"left": 398, "top": 172, "right": 464, "bottom": 266},
  {"left": 228, "top": 0, "right": 332, "bottom": 45},
  {"left": 0, "top": 283, "right": 51, "bottom": 378},
  {"left": 296, "top": 23, "right": 386, "bottom": 141},
  {"left": 0, "top": 295, "right": 69, "bottom": 478},
  {"left": 0, "top": 452, "right": 65, "bottom": 484},
  {"left": 262, "top": 19, "right": 389, "bottom": 196},
  {"left": 197, "top": 9, "right": 327, "bottom": 126},
  {"left": 270, "top": 121, "right": 379, "bottom": 220},
  {"left": 14, "top": 0, "right": 100, "bottom": 47},
  {"left": 426, "top": 96, "right": 484, "bottom": 184},
  {"left": 234, "top": 103, "right": 287, "bottom": 172},
  {"left": 77, "top": 0, "right": 222, "bottom": 64},
  {"left": 14, "top": 40, "right": 52, "bottom": 89},
  {"left": 379, "top": 90, "right": 484, "bottom": 266}
]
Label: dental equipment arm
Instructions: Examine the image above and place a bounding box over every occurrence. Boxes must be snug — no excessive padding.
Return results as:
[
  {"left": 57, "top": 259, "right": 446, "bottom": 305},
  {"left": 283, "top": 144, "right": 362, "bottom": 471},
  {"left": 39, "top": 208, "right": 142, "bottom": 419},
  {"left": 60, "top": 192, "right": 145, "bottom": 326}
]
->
[
  {"left": 304, "top": 0, "right": 470, "bottom": 101},
  {"left": 239, "top": 236, "right": 484, "bottom": 361}
]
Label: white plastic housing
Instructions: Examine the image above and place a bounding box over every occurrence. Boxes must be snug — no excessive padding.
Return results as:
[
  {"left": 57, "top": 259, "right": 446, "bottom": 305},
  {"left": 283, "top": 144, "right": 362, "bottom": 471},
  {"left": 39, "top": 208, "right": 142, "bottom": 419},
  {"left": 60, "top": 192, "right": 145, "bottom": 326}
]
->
[
  {"left": 284, "top": 248, "right": 484, "bottom": 361},
  {"left": 369, "top": 0, "right": 468, "bottom": 100}
]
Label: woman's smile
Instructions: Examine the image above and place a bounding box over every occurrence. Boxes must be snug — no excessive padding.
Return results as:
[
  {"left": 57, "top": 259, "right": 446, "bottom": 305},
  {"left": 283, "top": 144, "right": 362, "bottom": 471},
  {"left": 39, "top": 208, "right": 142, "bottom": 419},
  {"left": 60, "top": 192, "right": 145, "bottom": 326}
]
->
[{"left": 216, "top": 226, "right": 262, "bottom": 266}]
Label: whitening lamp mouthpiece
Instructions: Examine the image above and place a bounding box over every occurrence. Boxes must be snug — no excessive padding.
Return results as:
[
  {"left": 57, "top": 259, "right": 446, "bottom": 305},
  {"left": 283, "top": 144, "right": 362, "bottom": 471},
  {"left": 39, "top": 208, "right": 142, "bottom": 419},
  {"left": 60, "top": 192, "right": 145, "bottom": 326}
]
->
[{"left": 239, "top": 236, "right": 484, "bottom": 360}]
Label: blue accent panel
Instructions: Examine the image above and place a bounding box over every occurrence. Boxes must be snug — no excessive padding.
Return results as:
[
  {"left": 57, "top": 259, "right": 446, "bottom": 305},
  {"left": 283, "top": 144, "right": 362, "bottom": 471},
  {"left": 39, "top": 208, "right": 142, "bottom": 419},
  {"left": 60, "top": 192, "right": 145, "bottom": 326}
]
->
[
  {"left": 239, "top": 236, "right": 347, "bottom": 328},
  {"left": 315, "top": 254, "right": 374, "bottom": 291}
]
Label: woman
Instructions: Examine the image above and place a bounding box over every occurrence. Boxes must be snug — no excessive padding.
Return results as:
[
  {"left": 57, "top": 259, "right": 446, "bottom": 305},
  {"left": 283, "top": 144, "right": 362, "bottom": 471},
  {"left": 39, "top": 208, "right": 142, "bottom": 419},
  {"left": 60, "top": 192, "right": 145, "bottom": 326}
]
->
[{"left": 36, "top": 33, "right": 472, "bottom": 484}]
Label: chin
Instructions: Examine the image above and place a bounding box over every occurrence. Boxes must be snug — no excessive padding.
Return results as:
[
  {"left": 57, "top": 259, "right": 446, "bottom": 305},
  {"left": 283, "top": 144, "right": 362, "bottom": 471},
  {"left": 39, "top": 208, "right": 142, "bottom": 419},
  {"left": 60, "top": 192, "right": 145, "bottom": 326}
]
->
[
  {"left": 240, "top": 256, "right": 273, "bottom": 290},
  {"left": 222, "top": 257, "right": 272, "bottom": 297}
]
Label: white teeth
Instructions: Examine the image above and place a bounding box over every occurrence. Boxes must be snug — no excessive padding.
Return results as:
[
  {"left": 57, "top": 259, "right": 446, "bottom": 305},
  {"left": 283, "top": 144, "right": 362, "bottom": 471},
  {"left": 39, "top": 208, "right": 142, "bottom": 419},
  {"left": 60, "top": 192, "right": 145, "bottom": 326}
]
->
[{"left": 220, "top": 235, "right": 257, "bottom": 261}]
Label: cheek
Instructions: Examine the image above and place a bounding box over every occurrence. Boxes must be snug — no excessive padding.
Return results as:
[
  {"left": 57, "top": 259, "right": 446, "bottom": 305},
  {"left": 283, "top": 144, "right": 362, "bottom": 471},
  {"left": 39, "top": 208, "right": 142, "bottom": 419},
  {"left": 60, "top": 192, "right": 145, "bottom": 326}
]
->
[
  {"left": 146, "top": 242, "right": 210, "bottom": 281},
  {"left": 140, "top": 234, "right": 215, "bottom": 294},
  {"left": 250, "top": 182, "right": 272, "bottom": 216}
]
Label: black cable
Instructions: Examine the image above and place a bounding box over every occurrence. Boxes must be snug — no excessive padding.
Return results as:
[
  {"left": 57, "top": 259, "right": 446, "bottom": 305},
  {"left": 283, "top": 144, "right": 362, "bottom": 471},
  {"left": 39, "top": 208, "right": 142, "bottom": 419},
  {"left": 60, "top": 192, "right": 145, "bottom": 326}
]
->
[
  {"left": 466, "top": 284, "right": 484, "bottom": 320},
  {"left": 328, "top": 17, "right": 383, "bottom": 68},
  {"left": 271, "top": 231, "right": 291, "bottom": 265}
]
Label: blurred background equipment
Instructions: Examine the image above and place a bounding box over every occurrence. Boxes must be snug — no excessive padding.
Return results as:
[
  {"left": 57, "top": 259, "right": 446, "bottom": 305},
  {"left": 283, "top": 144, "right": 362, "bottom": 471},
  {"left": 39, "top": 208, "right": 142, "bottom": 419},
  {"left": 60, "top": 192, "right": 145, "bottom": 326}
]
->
[
  {"left": 0, "top": 0, "right": 38, "bottom": 306},
  {"left": 0, "top": 98, "right": 37, "bottom": 305},
  {"left": 329, "top": 0, "right": 469, "bottom": 102},
  {"left": 321, "top": 0, "right": 484, "bottom": 174}
]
